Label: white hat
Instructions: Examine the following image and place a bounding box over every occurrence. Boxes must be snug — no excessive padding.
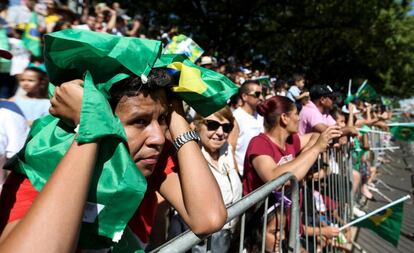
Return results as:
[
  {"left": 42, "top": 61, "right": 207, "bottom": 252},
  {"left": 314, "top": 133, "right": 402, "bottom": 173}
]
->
[
  {"left": 342, "top": 105, "right": 360, "bottom": 114},
  {"left": 0, "top": 48, "right": 12, "bottom": 60},
  {"left": 200, "top": 56, "right": 214, "bottom": 66}
]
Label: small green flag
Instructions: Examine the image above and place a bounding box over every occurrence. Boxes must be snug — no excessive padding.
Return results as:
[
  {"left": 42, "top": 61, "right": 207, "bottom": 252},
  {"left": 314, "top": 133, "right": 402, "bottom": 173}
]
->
[
  {"left": 163, "top": 34, "right": 204, "bottom": 63},
  {"left": 253, "top": 75, "right": 271, "bottom": 87},
  {"left": 356, "top": 202, "right": 404, "bottom": 246},
  {"left": 356, "top": 81, "right": 377, "bottom": 101},
  {"left": 22, "top": 12, "right": 42, "bottom": 57},
  {"left": 390, "top": 123, "right": 414, "bottom": 141}
]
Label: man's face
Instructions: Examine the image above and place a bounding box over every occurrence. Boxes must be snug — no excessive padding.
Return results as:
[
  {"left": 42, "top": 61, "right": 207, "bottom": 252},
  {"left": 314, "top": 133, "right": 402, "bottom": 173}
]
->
[
  {"left": 243, "top": 84, "right": 264, "bottom": 109},
  {"left": 321, "top": 95, "right": 334, "bottom": 111},
  {"left": 87, "top": 16, "right": 96, "bottom": 30},
  {"left": 115, "top": 89, "right": 169, "bottom": 177}
]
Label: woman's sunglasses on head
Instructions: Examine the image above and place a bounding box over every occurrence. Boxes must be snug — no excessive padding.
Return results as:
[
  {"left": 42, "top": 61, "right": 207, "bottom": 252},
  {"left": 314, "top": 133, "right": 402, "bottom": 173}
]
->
[{"left": 203, "top": 120, "right": 234, "bottom": 133}]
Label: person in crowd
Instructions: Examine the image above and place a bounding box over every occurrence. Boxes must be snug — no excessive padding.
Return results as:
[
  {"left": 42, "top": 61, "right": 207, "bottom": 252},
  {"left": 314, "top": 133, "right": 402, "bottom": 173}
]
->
[
  {"left": 0, "top": 69, "right": 227, "bottom": 252},
  {"left": 6, "top": 0, "right": 45, "bottom": 32},
  {"left": 286, "top": 73, "right": 309, "bottom": 111},
  {"left": 274, "top": 79, "right": 288, "bottom": 97},
  {"left": 0, "top": 100, "right": 28, "bottom": 193},
  {"left": 240, "top": 96, "right": 341, "bottom": 186},
  {"left": 299, "top": 84, "right": 357, "bottom": 137},
  {"left": 10, "top": 67, "right": 50, "bottom": 126},
  {"left": 242, "top": 95, "right": 342, "bottom": 251},
  {"left": 169, "top": 106, "right": 242, "bottom": 252},
  {"left": 228, "top": 80, "right": 264, "bottom": 176}
]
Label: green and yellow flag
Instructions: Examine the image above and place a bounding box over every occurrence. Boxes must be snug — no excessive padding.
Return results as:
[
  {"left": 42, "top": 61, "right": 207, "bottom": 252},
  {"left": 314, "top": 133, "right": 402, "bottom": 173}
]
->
[
  {"left": 22, "top": 12, "right": 41, "bottom": 57},
  {"left": 356, "top": 202, "right": 404, "bottom": 246},
  {"left": 163, "top": 34, "right": 204, "bottom": 63},
  {"left": 389, "top": 123, "right": 414, "bottom": 141},
  {"left": 356, "top": 80, "right": 377, "bottom": 101}
]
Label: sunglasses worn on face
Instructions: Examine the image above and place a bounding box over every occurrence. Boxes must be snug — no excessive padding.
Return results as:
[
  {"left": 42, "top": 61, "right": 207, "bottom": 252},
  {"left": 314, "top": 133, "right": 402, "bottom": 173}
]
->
[
  {"left": 203, "top": 120, "right": 233, "bottom": 133},
  {"left": 246, "top": 91, "right": 262, "bottom": 98}
]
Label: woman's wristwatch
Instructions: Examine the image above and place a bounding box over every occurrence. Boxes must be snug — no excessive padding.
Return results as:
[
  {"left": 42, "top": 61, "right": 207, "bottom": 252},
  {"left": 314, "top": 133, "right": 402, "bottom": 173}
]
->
[{"left": 172, "top": 130, "right": 200, "bottom": 151}]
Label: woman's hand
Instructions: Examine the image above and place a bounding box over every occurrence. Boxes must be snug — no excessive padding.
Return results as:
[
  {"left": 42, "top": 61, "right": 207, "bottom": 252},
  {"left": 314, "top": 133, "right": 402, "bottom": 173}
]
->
[
  {"left": 315, "top": 126, "right": 342, "bottom": 152},
  {"left": 49, "top": 80, "right": 84, "bottom": 126}
]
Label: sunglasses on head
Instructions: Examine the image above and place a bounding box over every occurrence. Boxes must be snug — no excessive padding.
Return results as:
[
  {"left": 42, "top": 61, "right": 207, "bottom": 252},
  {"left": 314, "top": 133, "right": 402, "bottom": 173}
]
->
[
  {"left": 246, "top": 91, "right": 262, "bottom": 98},
  {"left": 203, "top": 119, "right": 234, "bottom": 133}
]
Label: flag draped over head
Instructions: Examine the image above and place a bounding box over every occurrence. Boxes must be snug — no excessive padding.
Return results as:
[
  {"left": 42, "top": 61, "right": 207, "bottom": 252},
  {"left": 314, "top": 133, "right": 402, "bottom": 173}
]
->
[
  {"left": 163, "top": 34, "right": 204, "bottom": 62},
  {"left": 389, "top": 123, "right": 414, "bottom": 141},
  {"left": 356, "top": 80, "right": 377, "bottom": 101},
  {"left": 6, "top": 29, "right": 237, "bottom": 250},
  {"left": 22, "top": 12, "right": 41, "bottom": 57},
  {"left": 356, "top": 201, "right": 404, "bottom": 246},
  {"left": 154, "top": 53, "right": 238, "bottom": 117}
]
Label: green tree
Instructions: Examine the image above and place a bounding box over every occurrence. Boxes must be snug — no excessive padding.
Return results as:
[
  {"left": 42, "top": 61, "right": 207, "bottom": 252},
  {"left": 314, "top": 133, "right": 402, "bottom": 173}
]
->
[{"left": 118, "top": 0, "right": 414, "bottom": 96}]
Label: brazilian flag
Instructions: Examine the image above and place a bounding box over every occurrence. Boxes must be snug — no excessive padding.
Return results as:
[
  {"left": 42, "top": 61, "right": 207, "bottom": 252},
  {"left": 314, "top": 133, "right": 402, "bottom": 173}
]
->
[
  {"left": 163, "top": 34, "right": 204, "bottom": 63},
  {"left": 22, "top": 12, "right": 42, "bottom": 57},
  {"left": 357, "top": 202, "right": 403, "bottom": 246},
  {"left": 356, "top": 81, "right": 377, "bottom": 101},
  {"left": 390, "top": 123, "right": 414, "bottom": 141}
]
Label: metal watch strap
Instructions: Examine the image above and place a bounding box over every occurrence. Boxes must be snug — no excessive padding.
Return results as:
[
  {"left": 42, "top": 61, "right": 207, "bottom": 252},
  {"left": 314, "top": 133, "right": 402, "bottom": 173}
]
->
[{"left": 172, "top": 130, "right": 200, "bottom": 151}]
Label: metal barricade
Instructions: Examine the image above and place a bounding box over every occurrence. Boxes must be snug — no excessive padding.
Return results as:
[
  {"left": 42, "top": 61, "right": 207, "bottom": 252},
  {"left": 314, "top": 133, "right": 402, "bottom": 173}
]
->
[{"left": 151, "top": 172, "right": 300, "bottom": 253}]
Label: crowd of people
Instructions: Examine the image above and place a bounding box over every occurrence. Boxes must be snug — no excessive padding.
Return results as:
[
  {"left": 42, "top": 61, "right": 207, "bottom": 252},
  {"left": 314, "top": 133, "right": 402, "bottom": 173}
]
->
[{"left": 0, "top": 1, "right": 397, "bottom": 253}]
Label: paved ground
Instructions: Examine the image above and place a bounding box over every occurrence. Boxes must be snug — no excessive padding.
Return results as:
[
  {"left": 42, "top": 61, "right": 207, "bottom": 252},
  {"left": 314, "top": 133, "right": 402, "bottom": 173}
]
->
[{"left": 353, "top": 141, "right": 414, "bottom": 253}]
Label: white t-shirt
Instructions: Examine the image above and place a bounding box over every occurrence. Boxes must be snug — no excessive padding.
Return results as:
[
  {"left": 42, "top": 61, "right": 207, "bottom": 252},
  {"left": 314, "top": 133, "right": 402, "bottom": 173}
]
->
[
  {"left": 233, "top": 107, "right": 264, "bottom": 176},
  {"left": 0, "top": 101, "right": 29, "bottom": 188}
]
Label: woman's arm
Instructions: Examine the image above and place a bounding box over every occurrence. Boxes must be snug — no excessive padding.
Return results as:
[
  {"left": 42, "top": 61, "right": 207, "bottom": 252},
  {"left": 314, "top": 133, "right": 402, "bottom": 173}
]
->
[
  {"left": 252, "top": 126, "right": 341, "bottom": 182},
  {"left": 299, "top": 132, "right": 319, "bottom": 152},
  {"left": 0, "top": 81, "right": 99, "bottom": 253},
  {"left": 159, "top": 99, "right": 227, "bottom": 235}
]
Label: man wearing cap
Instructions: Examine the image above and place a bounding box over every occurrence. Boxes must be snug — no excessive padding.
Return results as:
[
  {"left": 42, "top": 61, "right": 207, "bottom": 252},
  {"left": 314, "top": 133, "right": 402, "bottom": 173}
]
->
[
  {"left": 298, "top": 84, "right": 339, "bottom": 135},
  {"left": 299, "top": 85, "right": 357, "bottom": 136}
]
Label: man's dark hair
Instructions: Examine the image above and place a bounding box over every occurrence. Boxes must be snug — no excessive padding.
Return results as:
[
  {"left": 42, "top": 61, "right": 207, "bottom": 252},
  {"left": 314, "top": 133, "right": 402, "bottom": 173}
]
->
[
  {"left": 109, "top": 68, "right": 174, "bottom": 109},
  {"left": 239, "top": 80, "right": 259, "bottom": 98}
]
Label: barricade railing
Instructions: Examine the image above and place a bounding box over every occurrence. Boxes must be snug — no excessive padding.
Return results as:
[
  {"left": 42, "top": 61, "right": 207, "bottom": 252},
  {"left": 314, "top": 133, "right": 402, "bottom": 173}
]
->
[
  {"left": 150, "top": 172, "right": 300, "bottom": 253},
  {"left": 301, "top": 128, "right": 395, "bottom": 253}
]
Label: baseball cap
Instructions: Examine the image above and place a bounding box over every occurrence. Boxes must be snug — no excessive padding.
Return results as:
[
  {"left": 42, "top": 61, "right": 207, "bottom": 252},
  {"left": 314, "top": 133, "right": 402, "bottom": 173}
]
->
[
  {"left": 0, "top": 48, "right": 12, "bottom": 60},
  {"left": 309, "top": 84, "right": 338, "bottom": 100}
]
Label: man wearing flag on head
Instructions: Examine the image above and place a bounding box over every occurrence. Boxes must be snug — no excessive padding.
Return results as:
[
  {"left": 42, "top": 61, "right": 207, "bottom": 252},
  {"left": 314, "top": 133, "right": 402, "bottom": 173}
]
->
[{"left": 0, "top": 29, "right": 232, "bottom": 252}]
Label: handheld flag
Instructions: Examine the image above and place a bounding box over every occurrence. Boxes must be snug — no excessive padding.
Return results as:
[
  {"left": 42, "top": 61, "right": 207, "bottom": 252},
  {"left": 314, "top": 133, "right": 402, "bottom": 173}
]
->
[
  {"left": 389, "top": 122, "right": 414, "bottom": 141},
  {"left": 344, "top": 79, "right": 354, "bottom": 104},
  {"left": 340, "top": 195, "right": 409, "bottom": 247},
  {"left": 253, "top": 75, "right": 271, "bottom": 87},
  {"left": 163, "top": 34, "right": 204, "bottom": 62},
  {"left": 356, "top": 202, "right": 404, "bottom": 246},
  {"left": 22, "top": 12, "right": 41, "bottom": 57},
  {"left": 356, "top": 80, "right": 377, "bottom": 101}
]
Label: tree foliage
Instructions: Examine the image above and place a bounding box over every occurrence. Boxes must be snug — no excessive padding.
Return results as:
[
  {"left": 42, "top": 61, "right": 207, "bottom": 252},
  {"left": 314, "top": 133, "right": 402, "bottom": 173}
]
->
[{"left": 118, "top": 0, "right": 414, "bottom": 97}]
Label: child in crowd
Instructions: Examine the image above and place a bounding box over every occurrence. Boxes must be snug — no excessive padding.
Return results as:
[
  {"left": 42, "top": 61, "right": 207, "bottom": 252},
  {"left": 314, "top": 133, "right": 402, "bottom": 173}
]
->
[{"left": 11, "top": 67, "right": 50, "bottom": 126}]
